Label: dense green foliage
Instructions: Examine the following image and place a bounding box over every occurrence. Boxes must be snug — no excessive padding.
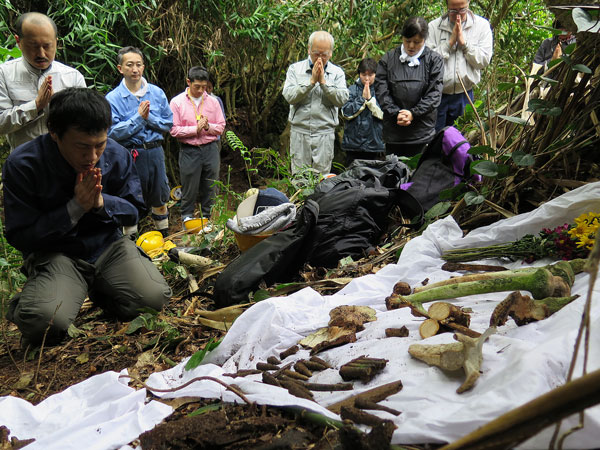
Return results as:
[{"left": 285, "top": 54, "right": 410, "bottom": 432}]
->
[
  {"left": 1, "top": 0, "right": 554, "bottom": 144},
  {"left": 1, "top": 0, "right": 578, "bottom": 301}
]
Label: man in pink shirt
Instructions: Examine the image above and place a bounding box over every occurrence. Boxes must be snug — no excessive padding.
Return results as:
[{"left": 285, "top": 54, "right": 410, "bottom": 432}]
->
[{"left": 169, "top": 67, "right": 225, "bottom": 224}]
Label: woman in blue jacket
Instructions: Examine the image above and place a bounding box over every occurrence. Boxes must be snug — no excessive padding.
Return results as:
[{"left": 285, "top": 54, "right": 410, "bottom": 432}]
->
[
  {"left": 375, "top": 17, "right": 444, "bottom": 157},
  {"left": 341, "top": 58, "right": 385, "bottom": 167}
]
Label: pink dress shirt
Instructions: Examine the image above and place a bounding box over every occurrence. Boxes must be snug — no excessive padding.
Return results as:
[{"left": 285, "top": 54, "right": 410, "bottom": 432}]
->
[{"left": 169, "top": 89, "right": 225, "bottom": 146}]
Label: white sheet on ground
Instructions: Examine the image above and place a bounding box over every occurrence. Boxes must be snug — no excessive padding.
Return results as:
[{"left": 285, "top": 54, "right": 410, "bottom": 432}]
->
[
  {"left": 0, "top": 369, "right": 172, "bottom": 449},
  {"left": 0, "top": 182, "right": 599, "bottom": 449},
  {"left": 147, "top": 181, "right": 600, "bottom": 448}
]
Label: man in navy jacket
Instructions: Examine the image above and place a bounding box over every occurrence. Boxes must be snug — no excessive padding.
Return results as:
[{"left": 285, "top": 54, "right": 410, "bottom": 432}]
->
[{"left": 3, "top": 87, "right": 171, "bottom": 346}]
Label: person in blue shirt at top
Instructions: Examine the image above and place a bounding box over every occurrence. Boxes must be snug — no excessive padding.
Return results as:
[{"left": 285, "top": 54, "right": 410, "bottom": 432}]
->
[
  {"left": 105, "top": 46, "right": 173, "bottom": 237},
  {"left": 341, "top": 58, "right": 385, "bottom": 166},
  {"left": 2, "top": 87, "right": 172, "bottom": 347}
]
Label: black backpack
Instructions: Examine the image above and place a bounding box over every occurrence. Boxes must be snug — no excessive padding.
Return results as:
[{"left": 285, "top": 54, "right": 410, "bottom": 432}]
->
[
  {"left": 213, "top": 159, "right": 423, "bottom": 308},
  {"left": 302, "top": 166, "right": 421, "bottom": 267},
  {"left": 407, "top": 126, "right": 478, "bottom": 211}
]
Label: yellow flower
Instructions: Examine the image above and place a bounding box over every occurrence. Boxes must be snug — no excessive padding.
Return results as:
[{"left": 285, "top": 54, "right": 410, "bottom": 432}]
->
[
  {"left": 570, "top": 212, "right": 600, "bottom": 248},
  {"left": 568, "top": 222, "right": 588, "bottom": 240},
  {"left": 575, "top": 234, "right": 592, "bottom": 249}
]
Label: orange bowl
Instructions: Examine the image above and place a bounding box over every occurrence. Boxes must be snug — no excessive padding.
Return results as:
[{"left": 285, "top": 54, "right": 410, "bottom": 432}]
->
[{"left": 234, "top": 232, "right": 272, "bottom": 252}]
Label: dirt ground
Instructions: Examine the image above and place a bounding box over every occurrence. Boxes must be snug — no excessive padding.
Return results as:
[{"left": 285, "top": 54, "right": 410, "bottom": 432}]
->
[
  {"left": 0, "top": 141, "right": 448, "bottom": 449},
  {"left": 138, "top": 402, "right": 400, "bottom": 450},
  {"left": 0, "top": 237, "right": 419, "bottom": 449},
  {"left": 0, "top": 189, "right": 425, "bottom": 449}
]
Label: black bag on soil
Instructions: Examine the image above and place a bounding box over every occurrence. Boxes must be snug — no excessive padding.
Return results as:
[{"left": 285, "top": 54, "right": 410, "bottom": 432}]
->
[{"left": 213, "top": 159, "right": 423, "bottom": 308}]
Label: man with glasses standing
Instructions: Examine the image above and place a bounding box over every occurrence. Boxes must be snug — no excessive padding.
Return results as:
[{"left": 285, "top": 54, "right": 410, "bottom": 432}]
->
[
  {"left": 283, "top": 30, "right": 348, "bottom": 175},
  {"left": 106, "top": 47, "right": 173, "bottom": 237},
  {"left": 427, "top": 0, "right": 493, "bottom": 131}
]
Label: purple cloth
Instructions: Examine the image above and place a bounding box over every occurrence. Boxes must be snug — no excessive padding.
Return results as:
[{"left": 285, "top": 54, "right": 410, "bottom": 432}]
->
[
  {"left": 442, "top": 126, "right": 482, "bottom": 185},
  {"left": 400, "top": 126, "right": 482, "bottom": 191}
]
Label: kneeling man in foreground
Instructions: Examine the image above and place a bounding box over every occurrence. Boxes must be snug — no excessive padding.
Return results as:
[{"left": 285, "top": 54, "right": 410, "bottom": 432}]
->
[{"left": 3, "top": 87, "right": 172, "bottom": 346}]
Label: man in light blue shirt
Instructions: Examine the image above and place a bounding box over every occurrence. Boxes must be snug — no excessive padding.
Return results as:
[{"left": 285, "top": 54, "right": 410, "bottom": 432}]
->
[{"left": 106, "top": 46, "right": 173, "bottom": 236}]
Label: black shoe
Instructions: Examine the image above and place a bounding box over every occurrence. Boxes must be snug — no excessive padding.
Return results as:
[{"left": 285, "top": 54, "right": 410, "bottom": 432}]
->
[{"left": 20, "top": 336, "right": 38, "bottom": 352}]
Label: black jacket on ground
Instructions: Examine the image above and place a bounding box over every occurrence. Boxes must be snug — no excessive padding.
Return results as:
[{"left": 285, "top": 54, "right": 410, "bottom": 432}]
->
[
  {"left": 375, "top": 46, "right": 444, "bottom": 145},
  {"left": 341, "top": 80, "right": 385, "bottom": 153}
]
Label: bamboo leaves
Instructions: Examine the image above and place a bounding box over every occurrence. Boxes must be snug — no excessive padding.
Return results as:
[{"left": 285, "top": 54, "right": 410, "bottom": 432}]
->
[
  {"left": 497, "top": 115, "right": 528, "bottom": 125},
  {"left": 511, "top": 150, "right": 535, "bottom": 167},
  {"left": 572, "top": 64, "right": 592, "bottom": 74},
  {"left": 527, "top": 99, "right": 562, "bottom": 117}
]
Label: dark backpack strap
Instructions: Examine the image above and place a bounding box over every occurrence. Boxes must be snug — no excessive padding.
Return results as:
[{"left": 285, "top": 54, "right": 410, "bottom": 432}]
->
[
  {"left": 447, "top": 139, "right": 469, "bottom": 157},
  {"left": 392, "top": 188, "right": 424, "bottom": 229},
  {"left": 442, "top": 139, "right": 470, "bottom": 179}
]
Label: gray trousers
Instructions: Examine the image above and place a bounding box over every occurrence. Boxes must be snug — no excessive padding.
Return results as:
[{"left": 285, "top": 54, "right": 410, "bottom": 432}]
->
[
  {"left": 290, "top": 129, "right": 334, "bottom": 175},
  {"left": 6, "top": 237, "right": 172, "bottom": 345},
  {"left": 179, "top": 142, "right": 220, "bottom": 218}
]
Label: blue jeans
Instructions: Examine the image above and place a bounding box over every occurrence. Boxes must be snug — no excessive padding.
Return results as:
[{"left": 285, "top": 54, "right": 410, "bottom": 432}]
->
[
  {"left": 435, "top": 90, "right": 474, "bottom": 131},
  {"left": 133, "top": 146, "right": 170, "bottom": 208}
]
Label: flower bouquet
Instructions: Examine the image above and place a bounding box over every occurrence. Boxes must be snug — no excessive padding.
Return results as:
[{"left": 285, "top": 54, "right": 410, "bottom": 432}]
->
[{"left": 442, "top": 212, "right": 600, "bottom": 263}]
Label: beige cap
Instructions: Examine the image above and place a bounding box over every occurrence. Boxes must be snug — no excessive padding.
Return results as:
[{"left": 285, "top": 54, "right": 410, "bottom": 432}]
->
[{"left": 236, "top": 193, "right": 259, "bottom": 222}]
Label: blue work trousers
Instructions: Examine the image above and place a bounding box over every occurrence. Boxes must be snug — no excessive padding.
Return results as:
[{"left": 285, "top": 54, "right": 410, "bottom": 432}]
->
[
  {"left": 132, "top": 145, "right": 170, "bottom": 209},
  {"left": 435, "top": 90, "right": 474, "bottom": 131}
]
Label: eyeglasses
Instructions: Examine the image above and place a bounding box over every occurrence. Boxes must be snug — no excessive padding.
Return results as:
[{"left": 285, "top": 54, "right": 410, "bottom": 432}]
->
[
  {"left": 310, "top": 51, "right": 330, "bottom": 58},
  {"left": 125, "top": 62, "right": 144, "bottom": 68},
  {"left": 448, "top": 7, "right": 468, "bottom": 15}
]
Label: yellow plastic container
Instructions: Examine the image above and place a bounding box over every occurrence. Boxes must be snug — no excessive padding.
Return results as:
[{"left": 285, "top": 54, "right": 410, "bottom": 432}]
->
[
  {"left": 183, "top": 218, "right": 209, "bottom": 232},
  {"left": 234, "top": 232, "right": 272, "bottom": 252}
]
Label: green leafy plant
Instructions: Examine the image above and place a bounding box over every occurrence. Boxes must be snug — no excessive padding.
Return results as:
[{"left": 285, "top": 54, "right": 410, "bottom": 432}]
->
[
  {"left": 126, "top": 307, "right": 179, "bottom": 344},
  {"left": 48, "top": 0, "right": 158, "bottom": 91},
  {"left": 160, "top": 260, "right": 189, "bottom": 280},
  {"left": 398, "top": 153, "right": 421, "bottom": 171},
  {"left": 252, "top": 147, "right": 292, "bottom": 182},
  {"left": 225, "top": 131, "right": 257, "bottom": 188},
  {"left": 287, "top": 167, "right": 322, "bottom": 200},
  {"left": 185, "top": 337, "right": 221, "bottom": 370},
  {"left": 0, "top": 219, "right": 26, "bottom": 315},
  {"left": 188, "top": 403, "right": 223, "bottom": 417},
  {"left": 0, "top": 46, "right": 20, "bottom": 63}
]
